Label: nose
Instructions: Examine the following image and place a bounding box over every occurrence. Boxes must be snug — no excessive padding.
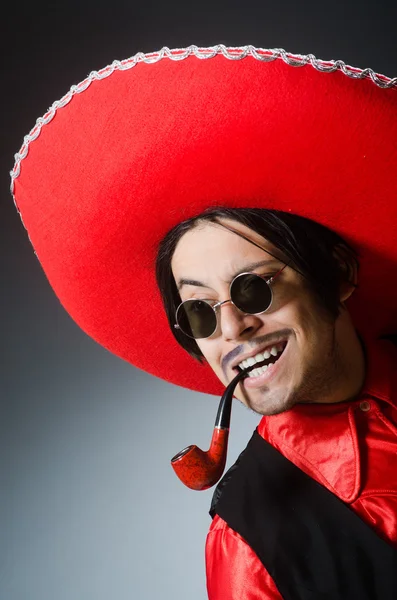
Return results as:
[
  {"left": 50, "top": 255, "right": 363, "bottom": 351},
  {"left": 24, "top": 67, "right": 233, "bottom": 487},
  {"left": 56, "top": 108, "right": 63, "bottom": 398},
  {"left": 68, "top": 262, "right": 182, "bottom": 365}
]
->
[{"left": 219, "top": 301, "right": 262, "bottom": 342}]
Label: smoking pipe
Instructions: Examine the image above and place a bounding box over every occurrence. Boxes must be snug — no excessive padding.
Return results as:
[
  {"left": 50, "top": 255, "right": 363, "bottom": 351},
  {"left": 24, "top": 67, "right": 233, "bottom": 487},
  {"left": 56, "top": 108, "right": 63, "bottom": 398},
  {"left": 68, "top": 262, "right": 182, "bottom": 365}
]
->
[{"left": 171, "top": 369, "right": 248, "bottom": 491}]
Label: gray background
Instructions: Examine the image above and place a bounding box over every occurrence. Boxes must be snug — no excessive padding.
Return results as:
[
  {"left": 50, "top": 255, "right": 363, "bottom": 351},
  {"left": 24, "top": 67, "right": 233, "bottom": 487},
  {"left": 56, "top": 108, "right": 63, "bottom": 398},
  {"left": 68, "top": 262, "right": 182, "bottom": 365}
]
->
[{"left": 2, "top": 1, "right": 396, "bottom": 598}]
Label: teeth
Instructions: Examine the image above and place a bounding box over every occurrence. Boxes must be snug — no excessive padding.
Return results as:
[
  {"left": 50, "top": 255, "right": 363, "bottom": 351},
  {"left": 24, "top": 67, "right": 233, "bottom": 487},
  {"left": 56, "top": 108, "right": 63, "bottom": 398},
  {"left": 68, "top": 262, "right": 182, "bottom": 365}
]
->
[
  {"left": 238, "top": 342, "right": 285, "bottom": 371},
  {"left": 248, "top": 365, "right": 268, "bottom": 378}
]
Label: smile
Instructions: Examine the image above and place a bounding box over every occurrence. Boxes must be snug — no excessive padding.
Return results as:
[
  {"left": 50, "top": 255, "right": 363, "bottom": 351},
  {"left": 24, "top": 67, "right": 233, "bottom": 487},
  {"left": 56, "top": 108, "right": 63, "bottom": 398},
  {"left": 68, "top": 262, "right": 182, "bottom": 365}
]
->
[{"left": 236, "top": 342, "right": 287, "bottom": 378}]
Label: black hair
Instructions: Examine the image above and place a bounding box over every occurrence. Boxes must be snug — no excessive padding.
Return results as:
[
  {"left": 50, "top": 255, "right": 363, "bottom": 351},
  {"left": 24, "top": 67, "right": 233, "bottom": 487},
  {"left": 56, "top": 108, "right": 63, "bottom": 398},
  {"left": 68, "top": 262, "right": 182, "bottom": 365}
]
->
[{"left": 155, "top": 207, "right": 359, "bottom": 362}]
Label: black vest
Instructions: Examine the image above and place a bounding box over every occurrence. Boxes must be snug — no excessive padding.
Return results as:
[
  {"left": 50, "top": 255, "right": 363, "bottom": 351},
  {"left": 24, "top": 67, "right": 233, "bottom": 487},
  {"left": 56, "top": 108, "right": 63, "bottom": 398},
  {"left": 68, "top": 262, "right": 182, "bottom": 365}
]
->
[{"left": 210, "top": 430, "right": 397, "bottom": 600}]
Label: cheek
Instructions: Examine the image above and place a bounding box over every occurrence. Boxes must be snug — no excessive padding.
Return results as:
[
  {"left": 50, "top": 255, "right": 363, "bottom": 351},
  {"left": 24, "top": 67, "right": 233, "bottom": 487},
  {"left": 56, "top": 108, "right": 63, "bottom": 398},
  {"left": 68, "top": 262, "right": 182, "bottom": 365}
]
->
[
  {"left": 287, "top": 299, "right": 334, "bottom": 350},
  {"left": 271, "top": 277, "right": 319, "bottom": 328},
  {"left": 268, "top": 277, "right": 303, "bottom": 320},
  {"left": 196, "top": 340, "right": 217, "bottom": 365},
  {"left": 196, "top": 341, "right": 226, "bottom": 377},
  {"left": 268, "top": 293, "right": 304, "bottom": 330}
]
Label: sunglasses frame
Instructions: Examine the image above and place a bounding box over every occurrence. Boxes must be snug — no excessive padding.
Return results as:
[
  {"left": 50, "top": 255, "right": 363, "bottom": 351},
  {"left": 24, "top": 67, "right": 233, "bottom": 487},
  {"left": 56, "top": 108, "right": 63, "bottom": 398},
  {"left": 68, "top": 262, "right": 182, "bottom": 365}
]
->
[{"left": 174, "top": 263, "right": 288, "bottom": 340}]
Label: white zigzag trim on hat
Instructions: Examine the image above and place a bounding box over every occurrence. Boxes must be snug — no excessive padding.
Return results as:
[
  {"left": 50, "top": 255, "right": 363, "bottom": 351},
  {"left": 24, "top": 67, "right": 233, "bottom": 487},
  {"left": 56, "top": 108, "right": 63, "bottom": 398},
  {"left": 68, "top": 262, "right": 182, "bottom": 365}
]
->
[{"left": 10, "top": 44, "right": 397, "bottom": 222}]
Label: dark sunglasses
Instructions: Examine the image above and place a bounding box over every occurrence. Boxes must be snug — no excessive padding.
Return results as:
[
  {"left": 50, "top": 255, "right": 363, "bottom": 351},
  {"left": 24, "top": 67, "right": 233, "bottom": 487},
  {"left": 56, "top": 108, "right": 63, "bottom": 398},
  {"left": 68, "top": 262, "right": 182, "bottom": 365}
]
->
[{"left": 174, "top": 263, "right": 288, "bottom": 339}]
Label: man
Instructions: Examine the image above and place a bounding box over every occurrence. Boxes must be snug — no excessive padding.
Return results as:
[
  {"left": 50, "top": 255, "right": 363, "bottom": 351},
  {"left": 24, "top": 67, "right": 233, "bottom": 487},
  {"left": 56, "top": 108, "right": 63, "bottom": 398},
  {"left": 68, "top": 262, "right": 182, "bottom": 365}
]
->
[
  {"left": 11, "top": 46, "right": 397, "bottom": 598},
  {"left": 157, "top": 206, "right": 397, "bottom": 598}
]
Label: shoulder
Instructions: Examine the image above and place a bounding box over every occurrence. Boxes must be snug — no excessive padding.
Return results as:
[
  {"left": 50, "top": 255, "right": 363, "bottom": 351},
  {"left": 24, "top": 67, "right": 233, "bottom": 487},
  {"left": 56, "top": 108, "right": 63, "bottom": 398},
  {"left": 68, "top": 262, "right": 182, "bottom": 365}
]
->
[
  {"left": 206, "top": 516, "right": 283, "bottom": 600},
  {"left": 208, "top": 513, "right": 244, "bottom": 536}
]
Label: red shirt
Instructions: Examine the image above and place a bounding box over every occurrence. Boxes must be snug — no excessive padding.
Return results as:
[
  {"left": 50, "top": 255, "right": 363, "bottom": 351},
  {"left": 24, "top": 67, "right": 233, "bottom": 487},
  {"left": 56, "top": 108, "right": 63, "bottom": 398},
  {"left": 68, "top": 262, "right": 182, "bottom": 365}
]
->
[{"left": 206, "top": 338, "right": 397, "bottom": 599}]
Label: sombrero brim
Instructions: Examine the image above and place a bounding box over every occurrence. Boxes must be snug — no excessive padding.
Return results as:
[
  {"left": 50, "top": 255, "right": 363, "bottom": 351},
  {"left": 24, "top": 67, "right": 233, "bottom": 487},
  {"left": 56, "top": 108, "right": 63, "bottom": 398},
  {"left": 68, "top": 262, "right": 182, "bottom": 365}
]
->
[{"left": 11, "top": 46, "right": 397, "bottom": 395}]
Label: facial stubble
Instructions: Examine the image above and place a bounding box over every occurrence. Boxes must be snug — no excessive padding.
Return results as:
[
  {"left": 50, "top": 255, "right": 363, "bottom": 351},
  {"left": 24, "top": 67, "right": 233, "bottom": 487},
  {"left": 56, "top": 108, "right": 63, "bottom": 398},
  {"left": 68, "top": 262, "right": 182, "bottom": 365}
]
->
[{"left": 239, "top": 321, "right": 345, "bottom": 417}]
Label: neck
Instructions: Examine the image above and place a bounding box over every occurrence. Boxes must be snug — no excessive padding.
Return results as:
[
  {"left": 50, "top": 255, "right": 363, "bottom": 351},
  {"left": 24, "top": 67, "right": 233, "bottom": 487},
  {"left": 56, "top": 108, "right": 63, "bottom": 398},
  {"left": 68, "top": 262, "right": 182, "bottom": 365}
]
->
[{"left": 327, "top": 313, "right": 366, "bottom": 405}]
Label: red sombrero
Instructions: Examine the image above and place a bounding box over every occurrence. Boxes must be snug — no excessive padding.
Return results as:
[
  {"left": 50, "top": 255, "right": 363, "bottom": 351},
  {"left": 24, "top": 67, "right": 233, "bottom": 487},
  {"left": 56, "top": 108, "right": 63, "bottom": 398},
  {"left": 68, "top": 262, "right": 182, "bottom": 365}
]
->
[{"left": 11, "top": 45, "right": 397, "bottom": 396}]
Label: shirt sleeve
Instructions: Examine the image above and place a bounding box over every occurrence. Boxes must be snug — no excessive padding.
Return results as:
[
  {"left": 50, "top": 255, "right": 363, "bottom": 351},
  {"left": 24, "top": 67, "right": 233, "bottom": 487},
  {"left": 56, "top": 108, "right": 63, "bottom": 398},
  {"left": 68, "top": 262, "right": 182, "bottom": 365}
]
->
[{"left": 206, "top": 515, "right": 284, "bottom": 600}]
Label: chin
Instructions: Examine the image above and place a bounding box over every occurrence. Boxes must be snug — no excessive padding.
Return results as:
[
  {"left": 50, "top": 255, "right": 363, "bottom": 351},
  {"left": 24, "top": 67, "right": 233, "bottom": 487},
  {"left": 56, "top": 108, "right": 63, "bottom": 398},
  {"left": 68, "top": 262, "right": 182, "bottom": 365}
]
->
[{"left": 242, "top": 388, "right": 297, "bottom": 416}]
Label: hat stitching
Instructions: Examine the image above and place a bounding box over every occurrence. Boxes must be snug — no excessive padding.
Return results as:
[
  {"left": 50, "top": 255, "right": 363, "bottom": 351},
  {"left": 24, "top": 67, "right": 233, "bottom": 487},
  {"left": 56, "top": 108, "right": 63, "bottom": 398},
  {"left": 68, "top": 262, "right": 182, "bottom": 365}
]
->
[{"left": 10, "top": 44, "right": 396, "bottom": 210}]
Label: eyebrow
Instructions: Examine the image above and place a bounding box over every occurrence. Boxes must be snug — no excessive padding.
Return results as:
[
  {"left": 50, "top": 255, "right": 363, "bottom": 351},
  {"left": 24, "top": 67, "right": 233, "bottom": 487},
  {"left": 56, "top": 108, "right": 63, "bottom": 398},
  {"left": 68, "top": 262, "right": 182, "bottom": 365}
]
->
[{"left": 176, "top": 259, "right": 282, "bottom": 291}]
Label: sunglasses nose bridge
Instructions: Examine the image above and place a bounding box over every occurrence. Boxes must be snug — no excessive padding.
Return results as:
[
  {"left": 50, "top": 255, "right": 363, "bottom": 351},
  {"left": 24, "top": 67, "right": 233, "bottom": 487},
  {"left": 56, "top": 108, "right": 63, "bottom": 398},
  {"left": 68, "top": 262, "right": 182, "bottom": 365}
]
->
[
  {"left": 217, "top": 298, "right": 253, "bottom": 318},
  {"left": 211, "top": 298, "right": 235, "bottom": 335},
  {"left": 216, "top": 298, "right": 250, "bottom": 323},
  {"left": 216, "top": 298, "right": 233, "bottom": 310},
  {"left": 216, "top": 297, "right": 261, "bottom": 339}
]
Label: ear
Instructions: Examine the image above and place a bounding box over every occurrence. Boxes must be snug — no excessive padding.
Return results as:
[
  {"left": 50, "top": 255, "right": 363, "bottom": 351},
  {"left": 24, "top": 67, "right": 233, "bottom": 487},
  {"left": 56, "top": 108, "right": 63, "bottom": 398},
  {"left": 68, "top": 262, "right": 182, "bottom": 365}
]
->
[{"left": 333, "top": 245, "right": 358, "bottom": 303}]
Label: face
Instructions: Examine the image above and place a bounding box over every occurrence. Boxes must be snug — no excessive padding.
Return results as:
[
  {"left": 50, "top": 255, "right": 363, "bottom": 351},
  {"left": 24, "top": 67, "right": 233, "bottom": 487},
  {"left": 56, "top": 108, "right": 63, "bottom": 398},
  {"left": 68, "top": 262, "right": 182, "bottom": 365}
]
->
[{"left": 171, "top": 219, "right": 357, "bottom": 416}]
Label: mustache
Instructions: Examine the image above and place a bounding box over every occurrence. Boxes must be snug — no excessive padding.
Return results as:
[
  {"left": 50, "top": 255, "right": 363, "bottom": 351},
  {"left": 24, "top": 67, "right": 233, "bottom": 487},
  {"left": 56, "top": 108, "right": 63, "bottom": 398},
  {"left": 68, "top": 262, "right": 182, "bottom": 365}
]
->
[{"left": 221, "top": 328, "right": 292, "bottom": 376}]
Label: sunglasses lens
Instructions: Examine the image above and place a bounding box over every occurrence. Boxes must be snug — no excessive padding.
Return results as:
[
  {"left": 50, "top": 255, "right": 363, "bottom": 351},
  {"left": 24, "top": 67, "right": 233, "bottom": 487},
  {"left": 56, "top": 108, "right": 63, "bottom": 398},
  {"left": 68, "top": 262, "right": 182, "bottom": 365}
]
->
[
  {"left": 176, "top": 299, "right": 217, "bottom": 339},
  {"left": 231, "top": 273, "right": 272, "bottom": 314}
]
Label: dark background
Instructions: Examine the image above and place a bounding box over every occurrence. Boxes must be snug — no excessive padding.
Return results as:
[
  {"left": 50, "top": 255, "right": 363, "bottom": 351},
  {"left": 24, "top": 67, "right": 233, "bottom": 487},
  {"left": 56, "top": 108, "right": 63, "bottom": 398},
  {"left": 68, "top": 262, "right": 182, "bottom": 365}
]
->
[{"left": 2, "top": 1, "right": 396, "bottom": 599}]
